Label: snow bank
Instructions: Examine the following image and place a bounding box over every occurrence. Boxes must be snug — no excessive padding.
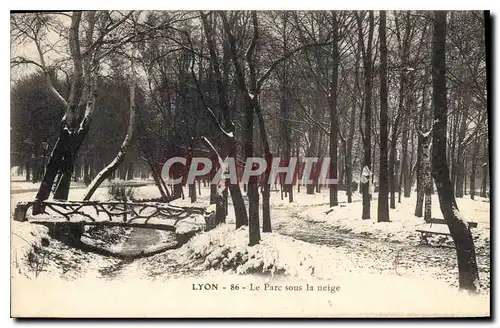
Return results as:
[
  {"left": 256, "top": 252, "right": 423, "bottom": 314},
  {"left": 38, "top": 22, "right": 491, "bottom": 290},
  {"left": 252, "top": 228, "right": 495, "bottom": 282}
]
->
[
  {"left": 176, "top": 224, "right": 384, "bottom": 278},
  {"left": 296, "top": 193, "right": 490, "bottom": 250},
  {"left": 11, "top": 221, "right": 51, "bottom": 279}
]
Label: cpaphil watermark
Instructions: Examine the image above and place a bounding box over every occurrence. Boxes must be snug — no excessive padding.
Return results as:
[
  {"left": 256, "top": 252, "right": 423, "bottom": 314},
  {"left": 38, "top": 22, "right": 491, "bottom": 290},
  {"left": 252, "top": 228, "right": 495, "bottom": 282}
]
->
[{"left": 160, "top": 157, "right": 339, "bottom": 185}]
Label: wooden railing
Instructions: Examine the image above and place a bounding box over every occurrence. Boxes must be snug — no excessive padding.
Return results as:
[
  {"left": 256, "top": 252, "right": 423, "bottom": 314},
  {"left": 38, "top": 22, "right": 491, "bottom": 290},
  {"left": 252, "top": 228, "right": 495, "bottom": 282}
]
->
[{"left": 14, "top": 200, "right": 211, "bottom": 232}]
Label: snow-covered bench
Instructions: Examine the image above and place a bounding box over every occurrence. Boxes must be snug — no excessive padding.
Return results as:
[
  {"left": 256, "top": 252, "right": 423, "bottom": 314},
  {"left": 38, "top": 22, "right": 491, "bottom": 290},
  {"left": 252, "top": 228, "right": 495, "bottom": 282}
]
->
[{"left": 416, "top": 218, "right": 478, "bottom": 245}]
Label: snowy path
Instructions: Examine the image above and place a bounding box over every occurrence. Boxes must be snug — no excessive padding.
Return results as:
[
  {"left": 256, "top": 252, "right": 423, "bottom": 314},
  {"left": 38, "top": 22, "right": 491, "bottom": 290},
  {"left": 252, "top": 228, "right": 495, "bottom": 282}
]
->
[{"left": 271, "top": 205, "right": 490, "bottom": 292}]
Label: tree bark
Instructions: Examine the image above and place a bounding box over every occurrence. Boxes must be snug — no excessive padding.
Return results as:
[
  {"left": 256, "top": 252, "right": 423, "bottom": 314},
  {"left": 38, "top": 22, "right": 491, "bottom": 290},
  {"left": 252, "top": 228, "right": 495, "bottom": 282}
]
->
[
  {"left": 431, "top": 11, "right": 479, "bottom": 293},
  {"left": 256, "top": 102, "right": 272, "bottom": 232},
  {"left": 377, "top": 10, "right": 390, "bottom": 222},
  {"left": 329, "top": 11, "right": 339, "bottom": 208},
  {"left": 244, "top": 97, "right": 260, "bottom": 245},
  {"left": 357, "top": 11, "right": 374, "bottom": 220}
]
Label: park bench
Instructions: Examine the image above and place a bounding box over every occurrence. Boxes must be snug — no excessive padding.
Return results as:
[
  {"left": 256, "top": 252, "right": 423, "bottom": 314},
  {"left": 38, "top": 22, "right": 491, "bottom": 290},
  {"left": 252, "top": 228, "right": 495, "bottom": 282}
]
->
[{"left": 416, "top": 217, "right": 478, "bottom": 245}]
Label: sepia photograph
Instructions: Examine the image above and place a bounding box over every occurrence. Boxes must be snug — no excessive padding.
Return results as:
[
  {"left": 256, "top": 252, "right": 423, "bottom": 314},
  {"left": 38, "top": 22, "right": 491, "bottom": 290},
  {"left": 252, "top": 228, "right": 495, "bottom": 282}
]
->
[{"left": 9, "top": 9, "right": 490, "bottom": 318}]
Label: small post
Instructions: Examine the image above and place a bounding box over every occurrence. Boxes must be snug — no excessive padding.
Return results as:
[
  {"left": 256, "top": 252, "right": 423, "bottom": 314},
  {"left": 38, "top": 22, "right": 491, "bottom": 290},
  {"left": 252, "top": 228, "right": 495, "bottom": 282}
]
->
[
  {"left": 123, "top": 198, "right": 128, "bottom": 223},
  {"left": 14, "top": 203, "right": 29, "bottom": 222}
]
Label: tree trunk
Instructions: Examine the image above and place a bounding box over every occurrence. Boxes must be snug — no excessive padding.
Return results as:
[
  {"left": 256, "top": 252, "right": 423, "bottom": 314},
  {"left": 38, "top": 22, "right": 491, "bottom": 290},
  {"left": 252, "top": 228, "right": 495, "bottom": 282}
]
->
[
  {"left": 422, "top": 130, "right": 432, "bottom": 221},
  {"left": 480, "top": 160, "right": 488, "bottom": 198},
  {"left": 34, "top": 127, "right": 88, "bottom": 212},
  {"left": 389, "top": 132, "right": 399, "bottom": 209},
  {"left": 306, "top": 127, "right": 318, "bottom": 195},
  {"left": 25, "top": 161, "right": 31, "bottom": 182},
  {"left": 210, "top": 156, "right": 218, "bottom": 204},
  {"left": 398, "top": 117, "right": 409, "bottom": 203},
  {"left": 377, "top": 10, "right": 390, "bottom": 222},
  {"left": 255, "top": 102, "right": 272, "bottom": 233},
  {"left": 358, "top": 11, "right": 374, "bottom": 220},
  {"left": 126, "top": 161, "right": 134, "bottom": 180},
  {"left": 83, "top": 155, "right": 90, "bottom": 185},
  {"left": 345, "top": 39, "right": 360, "bottom": 205},
  {"left": 190, "top": 183, "right": 196, "bottom": 203},
  {"left": 415, "top": 131, "right": 424, "bottom": 217},
  {"left": 449, "top": 107, "right": 459, "bottom": 193},
  {"left": 245, "top": 98, "right": 260, "bottom": 246},
  {"left": 34, "top": 13, "right": 90, "bottom": 206},
  {"left": 431, "top": 11, "right": 479, "bottom": 293},
  {"left": 328, "top": 12, "right": 339, "bottom": 208},
  {"left": 296, "top": 142, "right": 301, "bottom": 193},
  {"left": 389, "top": 21, "right": 410, "bottom": 209},
  {"left": 404, "top": 124, "right": 413, "bottom": 198}
]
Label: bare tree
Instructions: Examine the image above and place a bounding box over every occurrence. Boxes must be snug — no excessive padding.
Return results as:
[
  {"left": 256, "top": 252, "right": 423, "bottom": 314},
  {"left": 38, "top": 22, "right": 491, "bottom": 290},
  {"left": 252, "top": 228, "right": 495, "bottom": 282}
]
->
[
  {"left": 328, "top": 11, "right": 340, "bottom": 208},
  {"left": 431, "top": 10, "right": 479, "bottom": 293},
  {"left": 377, "top": 10, "right": 389, "bottom": 222},
  {"left": 11, "top": 12, "right": 132, "bottom": 211}
]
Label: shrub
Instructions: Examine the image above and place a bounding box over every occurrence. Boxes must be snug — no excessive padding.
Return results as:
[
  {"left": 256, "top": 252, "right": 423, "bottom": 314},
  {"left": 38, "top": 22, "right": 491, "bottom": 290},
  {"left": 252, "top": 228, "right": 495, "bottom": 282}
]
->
[{"left": 107, "top": 180, "right": 135, "bottom": 201}]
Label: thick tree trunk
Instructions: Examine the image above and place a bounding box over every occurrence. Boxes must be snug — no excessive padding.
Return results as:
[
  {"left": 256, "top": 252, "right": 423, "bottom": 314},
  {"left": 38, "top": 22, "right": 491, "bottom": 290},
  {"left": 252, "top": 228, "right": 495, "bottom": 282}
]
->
[
  {"left": 245, "top": 98, "right": 260, "bottom": 246},
  {"left": 329, "top": 12, "right": 339, "bottom": 208},
  {"left": 33, "top": 128, "right": 88, "bottom": 212},
  {"left": 53, "top": 145, "right": 77, "bottom": 200},
  {"left": 36, "top": 13, "right": 87, "bottom": 204},
  {"left": 377, "top": 10, "right": 390, "bottom": 222},
  {"left": 431, "top": 11, "right": 479, "bottom": 293}
]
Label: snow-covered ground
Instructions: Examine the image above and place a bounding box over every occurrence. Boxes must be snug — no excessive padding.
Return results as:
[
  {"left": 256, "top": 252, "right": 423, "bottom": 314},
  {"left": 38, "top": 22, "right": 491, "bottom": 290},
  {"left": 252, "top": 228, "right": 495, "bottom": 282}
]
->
[{"left": 10, "top": 175, "right": 490, "bottom": 316}]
